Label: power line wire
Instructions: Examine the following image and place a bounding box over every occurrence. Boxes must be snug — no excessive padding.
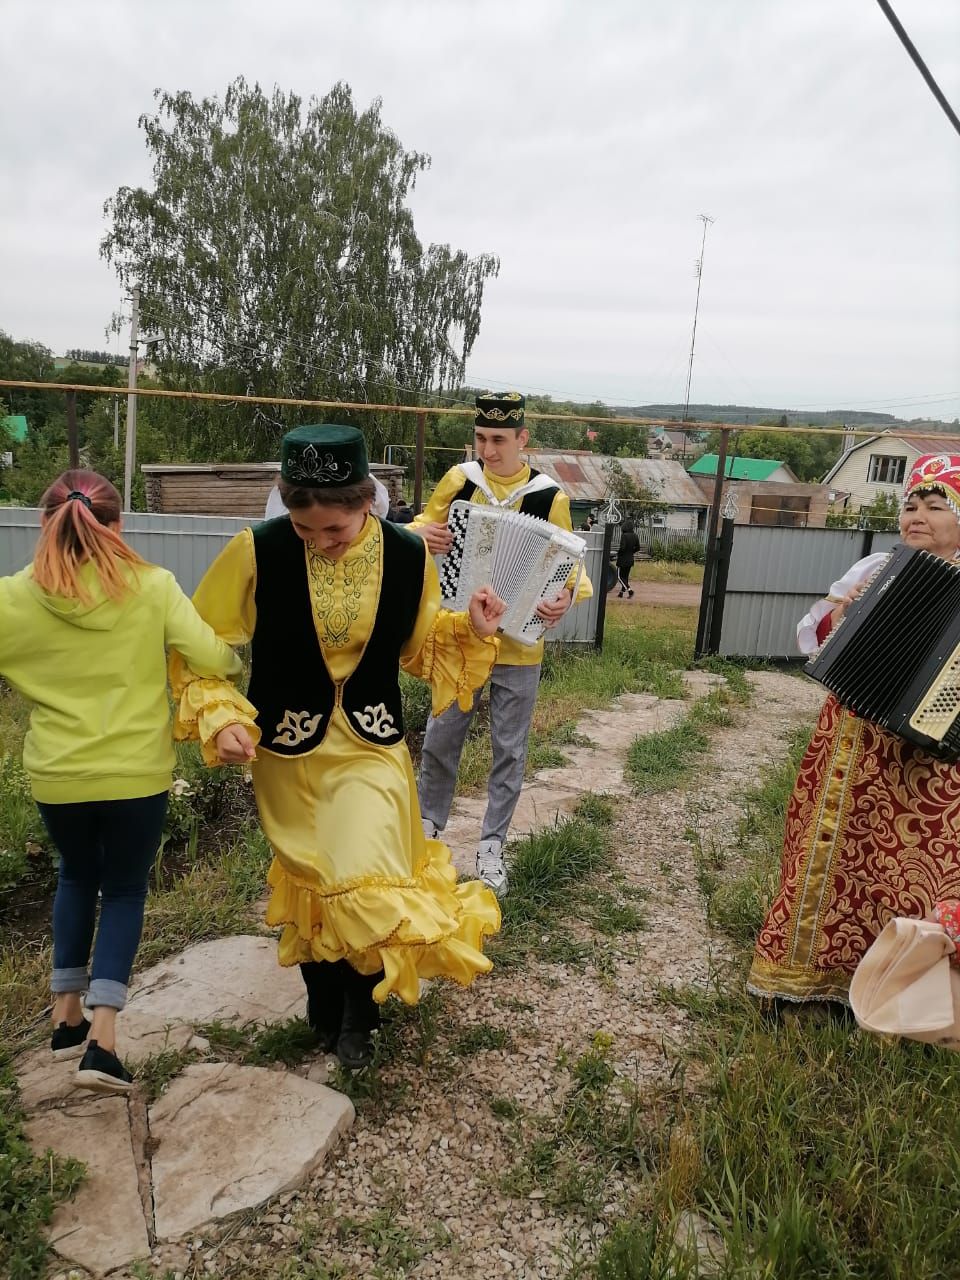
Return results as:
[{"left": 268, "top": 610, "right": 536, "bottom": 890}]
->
[{"left": 875, "top": 0, "right": 960, "bottom": 137}]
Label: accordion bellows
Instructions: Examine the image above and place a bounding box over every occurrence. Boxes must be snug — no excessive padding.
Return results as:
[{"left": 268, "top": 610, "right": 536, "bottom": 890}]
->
[
  {"left": 804, "top": 545, "right": 960, "bottom": 759},
  {"left": 439, "top": 501, "right": 586, "bottom": 645}
]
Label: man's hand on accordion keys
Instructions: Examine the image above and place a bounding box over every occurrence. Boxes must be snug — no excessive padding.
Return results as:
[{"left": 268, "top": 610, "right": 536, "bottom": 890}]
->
[
  {"left": 467, "top": 586, "right": 507, "bottom": 638},
  {"left": 416, "top": 521, "right": 454, "bottom": 554},
  {"left": 535, "top": 587, "right": 573, "bottom": 628}
]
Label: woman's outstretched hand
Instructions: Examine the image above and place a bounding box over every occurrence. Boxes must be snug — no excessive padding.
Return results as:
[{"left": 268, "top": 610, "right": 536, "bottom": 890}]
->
[
  {"left": 467, "top": 586, "right": 506, "bottom": 637},
  {"left": 215, "top": 723, "right": 257, "bottom": 764}
]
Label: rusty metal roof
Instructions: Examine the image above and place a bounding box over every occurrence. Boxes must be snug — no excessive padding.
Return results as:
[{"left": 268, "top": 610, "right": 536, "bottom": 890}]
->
[{"left": 524, "top": 450, "right": 708, "bottom": 507}]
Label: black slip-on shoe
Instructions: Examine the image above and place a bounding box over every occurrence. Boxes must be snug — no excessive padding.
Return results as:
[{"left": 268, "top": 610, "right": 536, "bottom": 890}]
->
[
  {"left": 51, "top": 1017, "right": 91, "bottom": 1060},
  {"left": 76, "top": 1040, "right": 134, "bottom": 1094}
]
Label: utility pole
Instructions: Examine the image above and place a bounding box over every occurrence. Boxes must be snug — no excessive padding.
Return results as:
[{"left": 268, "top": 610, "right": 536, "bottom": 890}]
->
[
  {"left": 681, "top": 214, "right": 715, "bottom": 423},
  {"left": 65, "top": 391, "right": 79, "bottom": 469},
  {"left": 113, "top": 396, "right": 119, "bottom": 450},
  {"left": 123, "top": 284, "right": 140, "bottom": 511}
]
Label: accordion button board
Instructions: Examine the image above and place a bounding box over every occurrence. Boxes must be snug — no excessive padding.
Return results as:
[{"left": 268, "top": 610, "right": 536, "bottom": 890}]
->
[
  {"left": 438, "top": 500, "right": 586, "bottom": 646},
  {"left": 804, "top": 544, "right": 960, "bottom": 760}
]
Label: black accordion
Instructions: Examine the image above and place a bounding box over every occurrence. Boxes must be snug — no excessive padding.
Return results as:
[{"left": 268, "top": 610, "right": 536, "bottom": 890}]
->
[{"left": 804, "top": 545, "right": 960, "bottom": 761}]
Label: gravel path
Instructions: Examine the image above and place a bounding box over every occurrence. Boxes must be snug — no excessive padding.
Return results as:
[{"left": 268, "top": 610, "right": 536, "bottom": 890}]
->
[{"left": 110, "top": 671, "right": 824, "bottom": 1280}]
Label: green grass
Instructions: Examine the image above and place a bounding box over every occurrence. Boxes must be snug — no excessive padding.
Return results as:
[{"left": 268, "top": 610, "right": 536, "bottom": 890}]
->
[
  {"left": 0, "top": 1051, "right": 85, "bottom": 1280},
  {"left": 632, "top": 562, "right": 705, "bottom": 585},
  {"left": 598, "top": 725, "right": 960, "bottom": 1280},
  {"left": 199, "top": 1016, "right": 319, "bottom": 1068},
  {"left": 496, "top": 1033, "right": 656, "bottom": 1218},
  {"left": 625, "top": 684, "right": 749, "bottom": 794}
]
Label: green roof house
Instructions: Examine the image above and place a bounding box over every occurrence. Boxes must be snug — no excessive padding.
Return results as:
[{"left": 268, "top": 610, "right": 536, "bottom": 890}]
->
[{"left": 688, "top": 454, "right": 799, "bottom": 482}]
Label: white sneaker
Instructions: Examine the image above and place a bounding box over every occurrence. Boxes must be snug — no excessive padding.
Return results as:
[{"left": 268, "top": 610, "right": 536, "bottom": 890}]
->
[
  {"left": 422, "top": 817, "right": 441, "bottom": 840},
  {"left": 476, "top": 838, "right": 508, "bottom": 898}
]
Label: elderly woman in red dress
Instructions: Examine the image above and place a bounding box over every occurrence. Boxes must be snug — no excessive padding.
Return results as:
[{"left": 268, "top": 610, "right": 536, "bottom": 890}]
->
[{"left": 748, "top": 454, "right": 960, "bottom": 1005}]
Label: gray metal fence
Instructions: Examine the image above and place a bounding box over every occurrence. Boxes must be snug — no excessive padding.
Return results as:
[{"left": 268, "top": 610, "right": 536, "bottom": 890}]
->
[
  {"left": 704, "top": 524, "right": 900, "bottom": 659},
  {"left": 0, "top": 509, "right": 608, "bottom": 646}
]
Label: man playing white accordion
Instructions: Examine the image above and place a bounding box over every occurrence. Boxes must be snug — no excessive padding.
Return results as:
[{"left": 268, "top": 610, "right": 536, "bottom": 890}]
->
[{"left": 412, "top": 391, "right": 593, "bottom": 896}]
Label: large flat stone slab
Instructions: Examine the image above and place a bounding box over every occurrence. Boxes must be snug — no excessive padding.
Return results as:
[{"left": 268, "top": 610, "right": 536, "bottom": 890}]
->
[
  {"left": 126, "top": 935, "right": 304, "bottom": 1032},
  {"left": 150, "top": 1062, "right": 354, "bottom": 1239},
  {"left": 25, "top": 1096, "right": 150, "bottom": 1275}
]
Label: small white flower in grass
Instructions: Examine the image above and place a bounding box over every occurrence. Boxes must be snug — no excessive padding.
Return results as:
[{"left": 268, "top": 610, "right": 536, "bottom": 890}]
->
[{"left": 170, "top": 778, "right": 194, "bottom": 798}]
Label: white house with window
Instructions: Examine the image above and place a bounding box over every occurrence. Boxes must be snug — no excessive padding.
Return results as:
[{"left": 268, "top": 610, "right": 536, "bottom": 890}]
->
[{"left": 821, "top": 433, "right": 960, "bottom": 511}]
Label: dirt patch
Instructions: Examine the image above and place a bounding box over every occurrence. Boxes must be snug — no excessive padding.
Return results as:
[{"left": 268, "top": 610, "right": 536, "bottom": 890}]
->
[{"left": 608, "top": 582, "right": 702, "bottom": 606}]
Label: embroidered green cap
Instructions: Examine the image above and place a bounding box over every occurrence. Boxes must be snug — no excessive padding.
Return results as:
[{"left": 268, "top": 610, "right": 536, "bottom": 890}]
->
[
  {"left": 280, "top": 424, "right": 370, "bottom": 487},
  {"left": 475, "top": 390, "right": 525, "bottom": 429}
]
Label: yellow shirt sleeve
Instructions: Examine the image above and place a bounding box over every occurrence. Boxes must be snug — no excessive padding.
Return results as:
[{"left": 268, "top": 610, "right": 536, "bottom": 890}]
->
[
  {"left": 411, "top": 466, "right": 467, "bottom": 528},
  {"left": 169, "top": 530, "right": 261, "bottom": 764},
  {"left": 401, "top": 542, "right": 500, "bottom": 716}
]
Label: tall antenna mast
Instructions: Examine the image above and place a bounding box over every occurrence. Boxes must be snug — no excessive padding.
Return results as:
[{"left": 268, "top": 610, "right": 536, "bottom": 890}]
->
[{"left": 681, "top": 213, "right": 715, "bottom": 422}]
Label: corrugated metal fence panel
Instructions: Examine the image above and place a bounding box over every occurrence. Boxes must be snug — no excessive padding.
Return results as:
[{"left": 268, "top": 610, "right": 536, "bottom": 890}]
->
[
  {"left": 717, "top": 526, "right": 900, "bottom": 658},
  {"left": 545, "top": 530, "right": 604, "bottom": 645},
  {"left": 0, "top": 509, "right": 252, "bottom": 597},
  {"left": 0, "top": 510, "right": 606, "bottom": 644}
]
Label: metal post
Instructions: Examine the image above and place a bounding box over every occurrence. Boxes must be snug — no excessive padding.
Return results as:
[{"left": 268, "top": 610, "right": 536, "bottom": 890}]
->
[
  {"left": 707, "top": 515, "right": 735, "bottom": 654},
  {"left": 413, "top": 409, "right": 426, "bottom": 513},
  {"left": 694, "top": 427, "right": 730, "bottom": 658},
  {"left": 66, "top": 391, "right": 79, "bottom": 469},
  {"left": 123, "top": 284, "right": 140, "bottom": 511},
  {"left": 593, "top": 523, "right": 614, "bottom": 650},
  {"left": 113, "top": 396, "right": 119, "bottom": 450}
]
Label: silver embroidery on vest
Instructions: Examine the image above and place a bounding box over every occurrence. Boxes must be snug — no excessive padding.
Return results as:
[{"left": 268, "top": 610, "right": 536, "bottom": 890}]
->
[
  {"left": 273, "top": 710, "right": 324, "bottom": 747},
  {"left": 352, "top": 703, "right": 398, "bottom": 739}
]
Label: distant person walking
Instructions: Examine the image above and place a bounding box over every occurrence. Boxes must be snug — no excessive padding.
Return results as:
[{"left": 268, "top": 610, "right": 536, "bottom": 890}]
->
[
  {"left": 615, "top": 520, "right": 639, "bottom": 598},
  {"left": 0, "top": 471, "right": 242, "bottom": 1092}
]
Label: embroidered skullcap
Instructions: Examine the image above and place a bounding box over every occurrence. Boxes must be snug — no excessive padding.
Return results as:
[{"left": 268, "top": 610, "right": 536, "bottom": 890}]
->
[
  {"left": 902, "top": 454, "right": 960, "bottom": 519},
  {"left": 475, "top": 390, "right": 526, "bottom": 429},
  {"left": 280, "top": 424, "right": 369, "bottom": 487}
]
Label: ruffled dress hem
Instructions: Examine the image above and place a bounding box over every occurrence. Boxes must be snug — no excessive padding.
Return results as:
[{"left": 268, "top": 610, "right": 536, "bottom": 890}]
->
[{"left": 264, "top": 838, "right": 501, "bottom": 1005}]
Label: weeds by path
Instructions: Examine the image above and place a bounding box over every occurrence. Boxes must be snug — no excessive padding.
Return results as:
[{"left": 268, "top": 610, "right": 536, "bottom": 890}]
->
[
  {"left": 455, "top": 609, "right": 694, "bottom": 794},
  {"left": 0, "top": 1053, "right": 84, "bottom": 1280},
  {"left": 599, "top": 723, "right": 960, "bottom": 1280}
]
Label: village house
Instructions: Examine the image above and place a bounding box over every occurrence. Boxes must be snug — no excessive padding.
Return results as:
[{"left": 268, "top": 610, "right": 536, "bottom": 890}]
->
[
  {"left": 821, "top": 432, "right": 960, "bottom": 513},
  {"left": 687, "top": 453, "right": 835, "bottom": 528}
]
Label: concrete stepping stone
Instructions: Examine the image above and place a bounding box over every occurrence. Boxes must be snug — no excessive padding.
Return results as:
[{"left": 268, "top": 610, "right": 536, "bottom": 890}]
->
[
  {"left": 25, "top": 1095, "right": 149, "bottom": 1276},
  {"left": 125, "top": 935, "right": 305, "bottom": 1034},
  {"left": 150, "top": 1062, "right": 354, "bottom": 1240}
]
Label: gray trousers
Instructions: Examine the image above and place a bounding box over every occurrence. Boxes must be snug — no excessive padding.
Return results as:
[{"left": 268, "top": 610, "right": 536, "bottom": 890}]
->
[{"left": 418, "top": 662, "right": 541, "bottom": 844}]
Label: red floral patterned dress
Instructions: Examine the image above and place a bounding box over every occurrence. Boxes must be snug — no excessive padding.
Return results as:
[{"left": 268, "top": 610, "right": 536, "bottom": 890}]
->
[{"left": 748, "top": 562, "right": 960, "bottom": 1004}]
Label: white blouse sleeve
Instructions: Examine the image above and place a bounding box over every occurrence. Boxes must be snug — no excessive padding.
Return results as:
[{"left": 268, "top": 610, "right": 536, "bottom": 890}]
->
[{"left": 796, "top": 552, "right": 891, "bottom": 655}]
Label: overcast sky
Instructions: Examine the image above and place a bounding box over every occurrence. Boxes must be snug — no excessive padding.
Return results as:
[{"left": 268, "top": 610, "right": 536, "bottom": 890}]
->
[{"left": 2, "top": 0, "right": 958, "bottom": 419}]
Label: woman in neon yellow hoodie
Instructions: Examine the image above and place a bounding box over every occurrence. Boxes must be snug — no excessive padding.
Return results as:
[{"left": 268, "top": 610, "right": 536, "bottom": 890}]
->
[{"left": 0, "top": 469, "right": 251, "bottom": 1092}]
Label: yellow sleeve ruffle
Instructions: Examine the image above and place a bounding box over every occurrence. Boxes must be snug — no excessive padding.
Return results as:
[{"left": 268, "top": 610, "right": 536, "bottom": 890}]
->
[
  {"left": 172, "top": 673, "right": 261, "bottom": 766},
  {"left": 413, "top": 608, "right": 500, "bottom": 717},
  {"left": 168, "top": 529, "right": 261, "bottom": 766}
]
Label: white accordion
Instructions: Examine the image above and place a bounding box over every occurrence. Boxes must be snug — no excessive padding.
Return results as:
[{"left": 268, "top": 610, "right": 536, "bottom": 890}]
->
[{"left": 438, "top": 500, "right": 586, "bottom": 646}]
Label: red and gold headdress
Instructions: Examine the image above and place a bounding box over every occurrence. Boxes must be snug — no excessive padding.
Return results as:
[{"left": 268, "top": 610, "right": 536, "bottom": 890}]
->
[{"left": 902, "top": 454, "right": 960, "bottom": 519}]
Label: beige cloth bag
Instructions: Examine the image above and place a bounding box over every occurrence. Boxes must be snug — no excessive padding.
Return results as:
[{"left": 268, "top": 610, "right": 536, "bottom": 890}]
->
[{"left": 849, "top": 917, "right": 960, "bottom": 1048}]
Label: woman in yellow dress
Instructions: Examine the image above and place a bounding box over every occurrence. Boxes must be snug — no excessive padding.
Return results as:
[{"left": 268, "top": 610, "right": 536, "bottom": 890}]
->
[{"left": 171, "top": 424, "right": 504, "bottom": 1068}]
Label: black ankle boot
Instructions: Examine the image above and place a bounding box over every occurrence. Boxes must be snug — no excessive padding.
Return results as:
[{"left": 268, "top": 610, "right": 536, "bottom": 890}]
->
[{"left": 336, "top": 1029, "right": 375, "bottom": 1070}]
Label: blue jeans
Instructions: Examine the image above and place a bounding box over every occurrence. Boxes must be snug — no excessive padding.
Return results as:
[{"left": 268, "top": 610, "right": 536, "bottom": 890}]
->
[{"left": 40, "top": 792, "right": 169, "bottom": 1010}]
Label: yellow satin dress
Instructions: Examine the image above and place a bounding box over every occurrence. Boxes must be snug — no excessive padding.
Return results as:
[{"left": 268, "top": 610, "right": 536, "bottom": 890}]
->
[{"left": 171, "top": 515, "right": 501, "bottom": 1005}]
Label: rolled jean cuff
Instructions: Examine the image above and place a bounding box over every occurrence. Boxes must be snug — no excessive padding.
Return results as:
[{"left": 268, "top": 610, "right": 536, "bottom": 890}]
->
[
  {"left": 87, "top": 978, "right": 128, "bottom": 1011},
  {"left": 51, "top": 967, "right": 89, "bottom": 994}
]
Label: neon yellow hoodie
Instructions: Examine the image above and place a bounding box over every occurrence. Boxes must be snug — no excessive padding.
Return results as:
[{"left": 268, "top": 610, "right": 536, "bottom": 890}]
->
[{"left": 0, "top": 561, "right": 242, "bottom": 803}]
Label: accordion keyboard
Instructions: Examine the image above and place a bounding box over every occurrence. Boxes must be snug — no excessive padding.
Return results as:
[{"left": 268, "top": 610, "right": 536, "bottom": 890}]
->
[{"left": 438, "top": 501, "right": 585, "bottom": 646}]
